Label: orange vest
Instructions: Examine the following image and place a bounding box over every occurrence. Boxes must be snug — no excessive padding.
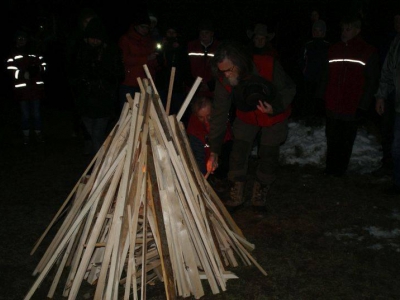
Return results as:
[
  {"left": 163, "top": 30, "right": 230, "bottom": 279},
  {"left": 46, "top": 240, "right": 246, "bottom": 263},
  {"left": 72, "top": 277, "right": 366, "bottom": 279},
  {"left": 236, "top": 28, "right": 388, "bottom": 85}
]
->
[{"left": 223, "top": 55, "right": 291, "bottom": 127}]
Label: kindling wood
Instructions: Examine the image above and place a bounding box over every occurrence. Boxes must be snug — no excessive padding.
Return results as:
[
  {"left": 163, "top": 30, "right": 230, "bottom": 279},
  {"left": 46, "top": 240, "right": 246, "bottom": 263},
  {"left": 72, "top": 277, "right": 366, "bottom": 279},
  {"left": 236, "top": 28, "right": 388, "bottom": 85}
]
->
[{"left": 25, "top": 66, "right": 267, "bottom": 300}]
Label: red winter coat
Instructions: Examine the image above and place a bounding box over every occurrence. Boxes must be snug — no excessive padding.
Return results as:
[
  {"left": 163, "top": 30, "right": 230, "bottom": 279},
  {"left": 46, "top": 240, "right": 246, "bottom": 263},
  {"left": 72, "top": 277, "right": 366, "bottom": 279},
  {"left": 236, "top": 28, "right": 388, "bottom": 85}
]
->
[
  {"left": 7, "top": 46, "right": 45, "bottom": 102},
  {"left": 324, "top": 36, "right": 378, "bottom": 115},
  {"left": 118, "top": 25, "right": 158, "bottom": 87},
  {"left": 224, "top": 54, "right": 291, "bottom": 127},
  {"left": 186, "top": 114, "right": 232, "bottom": 170}
]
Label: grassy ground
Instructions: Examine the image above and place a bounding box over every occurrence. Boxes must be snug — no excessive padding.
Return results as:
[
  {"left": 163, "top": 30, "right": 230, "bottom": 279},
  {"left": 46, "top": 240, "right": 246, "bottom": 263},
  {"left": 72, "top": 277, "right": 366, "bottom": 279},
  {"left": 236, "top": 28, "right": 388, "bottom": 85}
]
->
[{"left": 1, "top": 99, "right": 399, "bottom": 300}]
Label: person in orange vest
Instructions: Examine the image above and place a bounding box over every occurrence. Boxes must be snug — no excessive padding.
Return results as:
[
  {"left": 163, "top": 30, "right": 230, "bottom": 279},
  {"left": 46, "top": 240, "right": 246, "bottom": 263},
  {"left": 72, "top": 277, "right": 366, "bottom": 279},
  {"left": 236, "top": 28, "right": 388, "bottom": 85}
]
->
[{"left": 207, "top": 40, "right": 296, "bottom": 211}]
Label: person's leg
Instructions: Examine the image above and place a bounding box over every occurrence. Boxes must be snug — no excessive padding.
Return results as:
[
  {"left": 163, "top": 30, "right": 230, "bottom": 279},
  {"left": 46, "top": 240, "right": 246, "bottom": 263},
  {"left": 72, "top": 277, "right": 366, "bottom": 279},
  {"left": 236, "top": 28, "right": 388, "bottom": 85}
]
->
[
  {"left": 325, "top": 117, "right": 357, "bottom": 176},
  {"left": 31, "top": 100, "right": 44, "bottom": 142},
  {"left": 91, "top": 117, "right": 110, "bottom": 154},
  {"left": 228, "top": 119, "right": 259, "bottom": 182},
  {"left": 31, "top": 100, "right": 42, "bottom": 131},
  {"left": 19, "top": 101, "right": 30, "bottom": 143},
  {"left": 225, "top": 119, "right": 259, "bottom": 207},
  {"left": 392, "top": 114, "right": 400, "bottom": 189},
  {"left": 252, "top": 119, "right": 288, "bottom": 207},
  {"left": 82, "top": 117, "right": 94, "bottom": 155}
]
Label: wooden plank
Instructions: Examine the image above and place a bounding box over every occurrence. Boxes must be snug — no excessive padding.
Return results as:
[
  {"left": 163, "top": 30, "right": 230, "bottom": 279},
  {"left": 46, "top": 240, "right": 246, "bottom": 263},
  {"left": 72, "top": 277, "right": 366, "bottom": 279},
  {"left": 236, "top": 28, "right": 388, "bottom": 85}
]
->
[
  {"left": 146, "top": 139, "right": 176, "bottom": 300},
  {"left": 67, "top": 157, "right": 125, "bottom": 299},
  {"left": 176, "top": 77, "right": 202, "bottom": 121},
  {"left": 24, "top": 148, "right": 127, "bottom": 300},
  {"left": 165, "top": 67, "right": 176, "bottom": 115}
]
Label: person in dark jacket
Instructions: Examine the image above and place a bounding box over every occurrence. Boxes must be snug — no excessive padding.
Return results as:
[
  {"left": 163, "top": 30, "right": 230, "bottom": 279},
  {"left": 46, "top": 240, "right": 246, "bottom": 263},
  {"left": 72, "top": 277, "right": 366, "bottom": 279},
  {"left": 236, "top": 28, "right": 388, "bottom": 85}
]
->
[
  {"left": 70, "top": 17, "right": 124, "bottom": 155},
  {"left": 155, "top": 24, "right": 191, "bottom": 116},
  {"left": 298, "top": 20, "right": 330, "bottom": 126},
  {"left": 207, "top": 40, "right": 296, "bottom": 210},
  {"left": 375, "top": 11, "right": 400, "bottom": 194},
  {"left": 322, "top": 14, "right": 380, "bottom": 177},
  {"left": 7, "top": 29, "right": 46, "bottom": 144}
]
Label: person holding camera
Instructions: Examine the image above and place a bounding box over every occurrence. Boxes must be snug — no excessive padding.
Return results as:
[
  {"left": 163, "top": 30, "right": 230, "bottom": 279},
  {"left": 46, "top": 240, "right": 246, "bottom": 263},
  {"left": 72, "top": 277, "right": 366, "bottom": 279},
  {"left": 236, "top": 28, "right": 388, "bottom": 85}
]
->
[{"left": 207, "top": 40, "right": 296, "bottom": 210}]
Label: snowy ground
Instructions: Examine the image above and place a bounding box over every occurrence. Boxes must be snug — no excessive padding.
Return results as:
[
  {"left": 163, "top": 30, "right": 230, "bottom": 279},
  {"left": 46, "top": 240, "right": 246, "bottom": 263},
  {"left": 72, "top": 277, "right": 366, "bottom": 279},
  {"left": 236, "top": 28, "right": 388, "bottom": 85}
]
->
[{"left": 280, "top": 120, "right": 382, "bottom": 174}]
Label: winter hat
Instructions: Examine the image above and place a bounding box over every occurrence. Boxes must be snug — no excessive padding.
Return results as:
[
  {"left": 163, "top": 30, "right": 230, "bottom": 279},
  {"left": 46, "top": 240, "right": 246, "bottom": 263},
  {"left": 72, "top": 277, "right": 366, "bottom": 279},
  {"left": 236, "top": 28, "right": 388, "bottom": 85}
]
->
[
  {"left": 84, "top": 17, "right": 106, "bottom": 40},
  {"left": 198, "top": 19, "right": 214, "bottom": 32},
  {"left": 312, "top": 20, "right": 326, "bottom": 33},
  {"left": 247, "top": 23, "right": 275, "bottom": 41},
  {"left": 149, "top": 13, "right": 158, "bottom": 26},
  {"left": 133, "top": 11, "right": 151, "bottom": 26}
]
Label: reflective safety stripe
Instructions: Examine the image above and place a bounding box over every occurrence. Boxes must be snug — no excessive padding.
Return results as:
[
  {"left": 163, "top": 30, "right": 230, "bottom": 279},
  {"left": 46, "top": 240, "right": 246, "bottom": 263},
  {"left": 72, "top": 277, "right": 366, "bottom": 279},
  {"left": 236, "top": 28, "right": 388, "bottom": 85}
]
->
[
  {"left": 15, "top": 83, "right": 27, "bottom": 88},
  {"left": 15, "top": 70, "right": 19, "bottom": 79},
  {"left": 14, "top": 55, "right": 23, "bottom": 60},
  {"left": 188, "top": 52, "right": 214, "bottom": 57},
  {"left": 329, "top": 59, "right": 365, "bottom": 66},
  {"left": 36, "top": 81, "right": 44, "bottom": 85},
  {"left": 7, "top": 58, "right": 14, "bottom": 63},
  {"left": 7, "top": 66, "right": 17, "bottom": 70}
]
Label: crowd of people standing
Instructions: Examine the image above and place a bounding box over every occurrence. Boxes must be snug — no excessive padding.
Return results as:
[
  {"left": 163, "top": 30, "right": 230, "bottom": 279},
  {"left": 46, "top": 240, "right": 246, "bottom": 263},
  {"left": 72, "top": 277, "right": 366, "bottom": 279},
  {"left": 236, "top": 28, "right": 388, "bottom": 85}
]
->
[{"left": 5, "top": 4, "right": 400, "bottom": 215}]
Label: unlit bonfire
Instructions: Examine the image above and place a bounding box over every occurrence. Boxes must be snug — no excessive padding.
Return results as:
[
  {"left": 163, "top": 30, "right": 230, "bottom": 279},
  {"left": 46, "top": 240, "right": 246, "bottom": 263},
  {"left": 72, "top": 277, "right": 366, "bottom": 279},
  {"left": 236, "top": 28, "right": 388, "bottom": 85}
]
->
[{"left": 25, "top": 68, "right": 267, "bottom": 300}]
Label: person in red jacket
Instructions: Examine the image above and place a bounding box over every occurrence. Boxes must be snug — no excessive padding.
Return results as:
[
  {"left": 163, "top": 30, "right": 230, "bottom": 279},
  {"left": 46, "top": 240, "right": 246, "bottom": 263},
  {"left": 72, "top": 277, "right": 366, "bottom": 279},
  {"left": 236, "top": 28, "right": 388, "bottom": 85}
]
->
[
  {"left": 186, "top": 96, "right": 232, "bottom": 176},
  {"left": 187, "top": 19, "right": 219, "bottom": 98},
  {"left": 322, "top": 14, "right": 380, "bottom": 176},
  {"left": 118, "top": 11, "right": 159, "bottom": 112},
  {"left": 207, "top": 40, "right": 296, "bottom": 210}
]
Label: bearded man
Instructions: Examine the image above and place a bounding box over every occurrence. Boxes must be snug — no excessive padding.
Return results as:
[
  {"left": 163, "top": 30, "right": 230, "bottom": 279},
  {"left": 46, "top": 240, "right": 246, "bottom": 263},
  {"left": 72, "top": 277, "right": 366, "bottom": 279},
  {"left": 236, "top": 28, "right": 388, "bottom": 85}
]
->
[{"left": 207, "top": 40, "right": 295, "bottom": 210}]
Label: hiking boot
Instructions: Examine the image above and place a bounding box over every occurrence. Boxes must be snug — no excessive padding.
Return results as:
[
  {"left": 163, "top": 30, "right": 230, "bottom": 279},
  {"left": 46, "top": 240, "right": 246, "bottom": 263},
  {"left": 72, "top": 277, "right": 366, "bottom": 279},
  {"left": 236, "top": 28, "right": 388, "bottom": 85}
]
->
[
  {"left": 224, "top": 181, "right": 245, "bottom": 207},
  {"left": 23, "top": 135, "right": 29, "bottom": 145},
  {"left": 35, "top": 132, "right": 44, "bottom": 143},
  {"left": 251, "top": 181, "right": 270, "bottom": 209}
]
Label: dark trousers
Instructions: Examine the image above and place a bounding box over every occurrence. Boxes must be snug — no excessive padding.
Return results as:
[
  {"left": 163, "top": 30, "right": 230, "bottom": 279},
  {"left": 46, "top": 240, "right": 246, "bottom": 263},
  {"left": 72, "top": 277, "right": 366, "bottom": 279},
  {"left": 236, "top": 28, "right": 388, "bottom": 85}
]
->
[
  {"left": 228, "top": 118, "right": 288, "bottom": 185},
  {"left": 380, "top": 93, "right": 396, "bottom": 164},
  {"left": 325, "top": 116, "right": 358, "bottom": 175}
]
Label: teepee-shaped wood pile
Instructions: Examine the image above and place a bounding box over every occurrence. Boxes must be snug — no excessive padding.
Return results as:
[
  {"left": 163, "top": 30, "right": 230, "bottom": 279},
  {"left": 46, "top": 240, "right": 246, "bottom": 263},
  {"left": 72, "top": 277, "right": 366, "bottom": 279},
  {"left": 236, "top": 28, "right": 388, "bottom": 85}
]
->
[{"left": 25, "top": 71, "right": 267, "bottom": 300}]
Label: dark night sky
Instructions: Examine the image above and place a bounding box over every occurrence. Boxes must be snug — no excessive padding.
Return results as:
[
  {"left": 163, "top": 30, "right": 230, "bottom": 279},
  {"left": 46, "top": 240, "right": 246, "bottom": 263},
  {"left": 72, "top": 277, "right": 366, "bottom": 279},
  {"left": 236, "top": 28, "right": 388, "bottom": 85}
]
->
[{"left": 1, "top": 0, "right": 400, "bottom": 94}]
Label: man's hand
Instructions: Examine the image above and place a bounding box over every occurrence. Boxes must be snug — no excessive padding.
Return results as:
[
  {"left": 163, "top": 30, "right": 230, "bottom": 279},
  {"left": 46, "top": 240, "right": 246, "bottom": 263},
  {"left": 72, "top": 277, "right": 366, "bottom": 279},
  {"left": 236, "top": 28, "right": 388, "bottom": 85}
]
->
[
  {"left": 206, "top": 152, "right": 219, "bottom": 174},
  {"left": 376, "top": 98, "right": 385, "bottom": 116},
  {"left": 257, "top": 100, "right": 273, "bottom": 114}
]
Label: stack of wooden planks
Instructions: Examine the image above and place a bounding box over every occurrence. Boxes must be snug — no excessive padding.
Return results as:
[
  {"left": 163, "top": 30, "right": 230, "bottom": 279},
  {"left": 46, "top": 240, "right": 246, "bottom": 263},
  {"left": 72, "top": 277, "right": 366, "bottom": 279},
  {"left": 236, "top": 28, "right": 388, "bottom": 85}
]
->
[{"left": 25, "top": 73, "right": 267, "bottom": 300}]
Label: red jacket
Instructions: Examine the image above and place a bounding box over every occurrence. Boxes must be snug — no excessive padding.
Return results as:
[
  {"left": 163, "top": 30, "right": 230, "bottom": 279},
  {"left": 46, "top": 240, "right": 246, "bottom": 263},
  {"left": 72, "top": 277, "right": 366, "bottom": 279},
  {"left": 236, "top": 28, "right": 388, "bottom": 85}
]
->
[
  {"left": 324, "top": 36, "right": 378, "bottom": 115},
  {"left": 186, "top": 114, "right": 232, "bottom": 165},
  {"left": 118, "top": 25, "right": 158, "bottom": 87},
  {"left": 225, "top": 54, "right": 291, "bottom": 127},
  {"left": 7, "top": 47, "right": 45, "bottom": 102}
]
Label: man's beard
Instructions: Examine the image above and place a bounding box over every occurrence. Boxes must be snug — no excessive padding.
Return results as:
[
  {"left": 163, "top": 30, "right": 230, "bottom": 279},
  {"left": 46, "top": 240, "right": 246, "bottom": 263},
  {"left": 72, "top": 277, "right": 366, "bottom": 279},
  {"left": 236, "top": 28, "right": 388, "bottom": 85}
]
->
[{"left": 228, "top": 76, "right": 239, "bottom": 86}]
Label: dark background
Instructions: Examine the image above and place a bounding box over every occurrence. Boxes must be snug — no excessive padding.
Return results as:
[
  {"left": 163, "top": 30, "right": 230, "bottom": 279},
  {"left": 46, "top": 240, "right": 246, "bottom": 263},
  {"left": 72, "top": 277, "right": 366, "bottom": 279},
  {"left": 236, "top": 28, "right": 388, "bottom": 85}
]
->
[{"left": 1, "top": 0, "right": 400, "bottom": 108}]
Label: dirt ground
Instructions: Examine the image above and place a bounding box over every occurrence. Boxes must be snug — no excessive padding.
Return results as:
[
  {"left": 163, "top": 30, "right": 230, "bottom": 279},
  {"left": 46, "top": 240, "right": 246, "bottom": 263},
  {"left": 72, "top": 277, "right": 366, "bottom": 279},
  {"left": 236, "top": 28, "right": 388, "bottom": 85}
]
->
[{"left": 1, "top": 99, "right": 400, "bottom": 300}]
